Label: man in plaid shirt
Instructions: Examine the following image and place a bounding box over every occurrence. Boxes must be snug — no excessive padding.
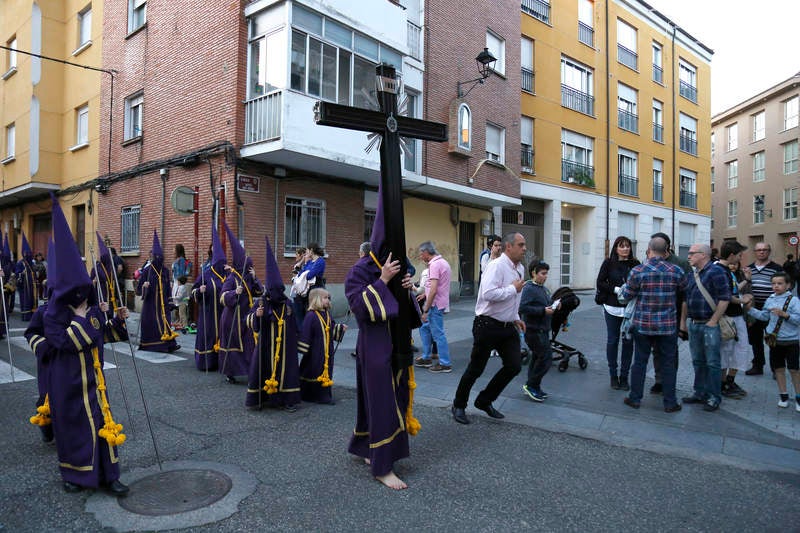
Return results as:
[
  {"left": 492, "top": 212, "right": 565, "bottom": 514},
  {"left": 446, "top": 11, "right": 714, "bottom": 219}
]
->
[{"left": 620, "top": 236, "right": 687, "bottom": 412}]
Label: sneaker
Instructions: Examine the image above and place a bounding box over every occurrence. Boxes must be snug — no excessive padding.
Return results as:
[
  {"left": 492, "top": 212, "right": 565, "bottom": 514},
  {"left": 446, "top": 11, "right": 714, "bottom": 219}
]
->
[
  {"left": 522, "top": 384, "right": 545, "bottom": 402},
  {"left": 778, "top": 399, "right": 789, "bottom": 408},
  {"left": 489, "top": 349, "right": 499, "bottom": 358},
  {"left": 428, "top": 363, "right": 452, "bottom": 373},
  {"left": 414, "top": 357, "right": 433, "bottom": 368},
  {"left": 726, "top": 382, "right": 747, "bottom": 398},
  {"left": 796, "top": 400, "right": 800, "bottom": 412},
  {"left": 745, "top": 367, "right": 764, "bottom": 376}
]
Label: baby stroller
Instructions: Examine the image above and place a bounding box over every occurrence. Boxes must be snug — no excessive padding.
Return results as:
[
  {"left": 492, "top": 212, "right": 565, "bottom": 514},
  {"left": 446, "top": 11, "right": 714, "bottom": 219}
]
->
[{"left": 550, "top": 287, "right": 587, "bottom": 372}]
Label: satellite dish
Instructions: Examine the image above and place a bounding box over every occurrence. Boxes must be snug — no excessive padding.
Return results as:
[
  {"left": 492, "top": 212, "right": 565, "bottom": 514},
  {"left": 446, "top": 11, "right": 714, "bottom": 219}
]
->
[{"left": 170, "top": 186, "right": 195, "bottom": 216}]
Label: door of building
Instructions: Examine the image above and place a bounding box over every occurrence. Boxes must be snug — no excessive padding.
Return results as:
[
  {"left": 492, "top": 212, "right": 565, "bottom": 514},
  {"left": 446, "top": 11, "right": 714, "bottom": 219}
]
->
[
  {"left": 32, "top": 214, "right": 51, "bottom": 259},
  {"left": 459, "top": 221, "right": 475, "bottom": 296},
  {"left": 560, "top": 219, "right": 573, "bottom": 286}
]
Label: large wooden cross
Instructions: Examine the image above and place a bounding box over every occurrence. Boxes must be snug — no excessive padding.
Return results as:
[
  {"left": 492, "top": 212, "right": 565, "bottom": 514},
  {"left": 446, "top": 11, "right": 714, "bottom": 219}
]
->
[{"left": 315, "top": 63, "right": 448, "bottom": 367}]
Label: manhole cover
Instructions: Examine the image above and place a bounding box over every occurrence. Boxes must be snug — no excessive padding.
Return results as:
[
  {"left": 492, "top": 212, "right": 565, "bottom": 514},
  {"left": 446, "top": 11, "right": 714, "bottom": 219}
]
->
[{"left": 118, "top": 469, "right": 233, "bottom": 516}]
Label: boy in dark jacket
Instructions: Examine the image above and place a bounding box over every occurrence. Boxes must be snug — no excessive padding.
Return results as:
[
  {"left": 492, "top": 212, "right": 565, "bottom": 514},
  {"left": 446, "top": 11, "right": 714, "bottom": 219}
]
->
[{"left": 519, "top": 261, "right": 560, "bottom": 402}]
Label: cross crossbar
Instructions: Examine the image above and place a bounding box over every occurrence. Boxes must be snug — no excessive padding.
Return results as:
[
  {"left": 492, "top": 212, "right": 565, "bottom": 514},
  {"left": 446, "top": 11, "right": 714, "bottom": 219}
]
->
[{"left": 314, "top": 101, "right": 447, "bottom": 142}]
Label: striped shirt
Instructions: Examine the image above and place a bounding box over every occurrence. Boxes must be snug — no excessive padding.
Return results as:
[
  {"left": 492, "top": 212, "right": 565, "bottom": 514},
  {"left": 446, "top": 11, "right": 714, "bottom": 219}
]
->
[{"left": 748, "top": 261, "right": 782, "bottom": 308}]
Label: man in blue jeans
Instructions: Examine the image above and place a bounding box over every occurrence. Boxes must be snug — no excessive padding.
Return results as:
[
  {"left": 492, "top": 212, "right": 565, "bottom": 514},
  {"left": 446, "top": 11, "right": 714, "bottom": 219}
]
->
[
  {"left": 619, "top": 237, "right": 687, "bottom": 412},
  {"left": 680, "top": 243, "right": 731, "bottom": 412},
  {"left": 414, "top": 241, "right": 452, "bottom": 373}
]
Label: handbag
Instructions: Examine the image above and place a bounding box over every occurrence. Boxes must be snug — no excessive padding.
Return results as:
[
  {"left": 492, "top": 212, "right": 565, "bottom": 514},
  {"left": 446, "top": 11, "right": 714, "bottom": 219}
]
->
[
  {"left": 594, "top": 288, "right": 604, "bottom": 305},
  {"left": 693, "top": 270, "right": 737, "bottom": 341},
  {"left": 620, "top": 296, "right": 637, "bottom": 340},
  {"left": 764, "top": 295, "right": 793, "bottom": 348},
  {"left": 290, "top": 270, "right": 316, "bottom": 298}
]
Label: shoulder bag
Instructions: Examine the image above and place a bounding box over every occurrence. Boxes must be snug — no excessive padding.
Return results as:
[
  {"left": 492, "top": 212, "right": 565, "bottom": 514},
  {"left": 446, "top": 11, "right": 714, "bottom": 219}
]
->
[
  {"left": 693, "top": 271, "right": 737, "bottom": 341},
  {"left": 764, "top": 295, "right": 793, "bottom": 348}
]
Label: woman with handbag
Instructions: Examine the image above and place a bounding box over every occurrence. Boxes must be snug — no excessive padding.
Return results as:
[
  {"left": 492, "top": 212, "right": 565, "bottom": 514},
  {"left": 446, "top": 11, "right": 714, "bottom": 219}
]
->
[
  {"left": 292, "top": 244, "right": 326, "bottom": 329},
  {"left": 596, "top": 236, "right": 640, "bottom": 390}
]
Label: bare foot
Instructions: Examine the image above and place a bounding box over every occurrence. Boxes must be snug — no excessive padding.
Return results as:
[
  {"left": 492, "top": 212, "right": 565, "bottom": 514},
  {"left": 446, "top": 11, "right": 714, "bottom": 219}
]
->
[
  {"left": 364, "top": 458, "right": 371, "bottom": 465},
  {"left": 376, "top": 471, "right": 407, "bottom": 490}
]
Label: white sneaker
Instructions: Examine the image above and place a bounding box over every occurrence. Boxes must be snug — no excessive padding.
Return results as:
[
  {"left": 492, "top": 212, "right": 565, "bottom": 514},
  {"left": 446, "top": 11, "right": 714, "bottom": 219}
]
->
[
  {"left": 778, "top": 399, "right": 789, "bottom": 408},
  {"left": 796, "top": 401, "right": 800, "bottom": 412}
]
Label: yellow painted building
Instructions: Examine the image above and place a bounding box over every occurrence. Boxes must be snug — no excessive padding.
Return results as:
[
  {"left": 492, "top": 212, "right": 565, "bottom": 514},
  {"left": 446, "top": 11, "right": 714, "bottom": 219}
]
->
[
  {"left": 518, "top": 0, "right": 712, "bottom": 288},
  {"left": 1, "top": 0, "right": 103, "bottom": 261}
]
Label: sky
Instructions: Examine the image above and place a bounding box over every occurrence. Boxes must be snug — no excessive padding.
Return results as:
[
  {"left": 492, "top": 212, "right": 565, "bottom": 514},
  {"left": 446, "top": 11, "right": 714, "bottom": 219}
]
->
[{"left": 645, "top": 0, "right": 800, "bottom": 114}]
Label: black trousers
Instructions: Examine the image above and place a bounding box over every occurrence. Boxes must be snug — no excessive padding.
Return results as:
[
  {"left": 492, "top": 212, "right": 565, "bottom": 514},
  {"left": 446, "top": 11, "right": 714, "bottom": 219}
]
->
[
  {"left": 454, "top": 316, "right": 522, "bottom": 409},
  {"left": 747, "top": 318, "right": 768, "bottom": 369}
]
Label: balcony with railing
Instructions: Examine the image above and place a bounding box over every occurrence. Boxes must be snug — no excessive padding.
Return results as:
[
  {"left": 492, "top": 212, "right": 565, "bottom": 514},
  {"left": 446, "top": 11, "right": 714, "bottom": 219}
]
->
[
  {"left": 653, "top": 64, "right": 663, "bottom": 84},
  {"left": 679, "top": 80, "right": 697, "bottom": 103},
  {"left": 618, "top": 173, "right": 638, "bottom": 196},
  {"left": 521, "top": 144, "right": 534, "bottom": 173},
  {"left": 407, "top": 21, "right": 421, "bottom": 60},
  {"left": 680, "top": 190, "right": 697, "bottom": 209},
  {"left": 617, "top": 44, "right": 637, "bottom": 70},
  {"left": 561, "top": 84, "right": 594, "bottom": 116},
  {"left": 522, "top": 0, "right": 550, "bottom": 24},
  {"left": 653, "top": 183, "right": 663, "bottom": 202},
  {"left": 618, "top": 109, "right": 638, "bottom": 133},
  {"left": 679, "top": 133, "right": 698, "bottom": 155},
  {"left": 653, "top": 123, "right": 663, "bottom": 143},
  {"left": 521, "top": 66, "right": 534, "bottom": 93},
  {"left": 561, "top": 159, "right": 595, "bottom": 187},
  {"left": 578, "top": 22, "right": 594, "bottom": 47},
  {"left": 244, "top": 90, "right": 282, "bottom": 145}
]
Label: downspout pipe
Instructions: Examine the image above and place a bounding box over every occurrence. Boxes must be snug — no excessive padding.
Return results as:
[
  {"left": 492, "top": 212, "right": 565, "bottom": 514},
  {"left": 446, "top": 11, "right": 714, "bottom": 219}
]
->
[
  {"left": 604, "top": 0, "right": 611, "bottom": 256},
  {"left": 670, "top": 23, "right": 677, "bottom": 247}
]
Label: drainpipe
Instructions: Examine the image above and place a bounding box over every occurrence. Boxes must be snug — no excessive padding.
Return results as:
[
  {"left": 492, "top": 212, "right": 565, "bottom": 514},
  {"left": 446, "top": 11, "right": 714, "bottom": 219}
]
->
[
  {"left": 670, "top": 23, "right": 677, "bottom": 247},
  {"left": 160, "top": 168, "right": 168, "bottom": 243},
  {"left": 604, "top": 0, "right": 611, "bottom": 257}
]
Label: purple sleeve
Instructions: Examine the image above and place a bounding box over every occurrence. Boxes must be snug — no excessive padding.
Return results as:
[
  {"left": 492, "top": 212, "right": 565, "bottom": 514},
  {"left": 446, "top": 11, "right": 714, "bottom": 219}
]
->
[{"left": 344, "top": 262, "right": 398, "bottom": 324}]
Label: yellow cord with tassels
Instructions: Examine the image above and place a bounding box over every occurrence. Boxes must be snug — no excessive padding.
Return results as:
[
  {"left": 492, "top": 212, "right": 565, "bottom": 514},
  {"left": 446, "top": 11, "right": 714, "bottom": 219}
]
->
[
  {"left": 91, "top": 347, "right": 126, "bottom": 446},
  {"left": 29, "top": 393, "right": 52, "bottom": 426},
  {"left": 153, "top": 267, "right": 179, "bottom": 341},
  {"left": 100, "top": 263, "right": 118, "bottom": 312},
  {"left": 405, "top": 366, "right": 421, "bottom": 435},
  {"left": 314, "top": 310, "right": 334, "bottom": 387},
  {"left": 263, "top": 305, "right": 284, "bottom": 394}
]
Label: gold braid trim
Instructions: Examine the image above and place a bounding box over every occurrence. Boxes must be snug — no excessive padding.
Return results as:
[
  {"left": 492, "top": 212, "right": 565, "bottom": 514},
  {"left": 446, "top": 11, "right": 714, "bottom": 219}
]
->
[
  {"left": 92, "top": 347, "right": 126, "bottom": 446},
  {"left": 263, "top": 305, "right": 284, "bottom": 394},
  {"left": 314, "top": 310, "right": 333, "bottom": 387},
  {"left": 153, "top": 267, "right": 179, "bottom": 341}
]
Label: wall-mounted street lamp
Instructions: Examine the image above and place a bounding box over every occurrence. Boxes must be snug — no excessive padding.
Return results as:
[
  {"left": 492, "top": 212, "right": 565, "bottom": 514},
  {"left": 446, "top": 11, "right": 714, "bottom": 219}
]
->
[
  {"left": 456, "top": 47, "right": 497, "bottom": 98},
  {"left": 754, "top": 196, "right": 773, "bottom": 218}
]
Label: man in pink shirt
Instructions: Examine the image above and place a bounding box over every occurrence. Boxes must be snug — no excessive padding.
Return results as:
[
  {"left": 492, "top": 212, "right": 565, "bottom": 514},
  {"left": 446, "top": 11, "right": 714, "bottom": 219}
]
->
[{"left": 414, "top": 241, "right": 452, "bottom": 373}]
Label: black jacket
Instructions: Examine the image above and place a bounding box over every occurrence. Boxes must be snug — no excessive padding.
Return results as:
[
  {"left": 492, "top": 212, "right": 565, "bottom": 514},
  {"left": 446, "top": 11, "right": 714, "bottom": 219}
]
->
[{"left": 596, "top": 258, "right": 640, "bottom": 307}]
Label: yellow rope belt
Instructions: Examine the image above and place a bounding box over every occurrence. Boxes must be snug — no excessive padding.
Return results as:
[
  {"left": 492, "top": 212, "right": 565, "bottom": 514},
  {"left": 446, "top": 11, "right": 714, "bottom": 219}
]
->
[
  {"left": 92, "top": 347, "right": 125, "bottom": 446},
  {"left": 314, "top": 310, "right": 333, "bottom": 387},
  {"left": 263, "top": 305, "right": 284, "bottom": 394}
]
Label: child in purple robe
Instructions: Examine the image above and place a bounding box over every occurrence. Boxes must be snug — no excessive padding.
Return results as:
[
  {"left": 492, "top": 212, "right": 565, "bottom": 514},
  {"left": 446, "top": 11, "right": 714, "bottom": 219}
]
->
[
  {"left": 136, "top": 231, "right": 179, "bottom": 353},
  {"left": 298, "top": 288, "right": 346, "bottom": 404}
]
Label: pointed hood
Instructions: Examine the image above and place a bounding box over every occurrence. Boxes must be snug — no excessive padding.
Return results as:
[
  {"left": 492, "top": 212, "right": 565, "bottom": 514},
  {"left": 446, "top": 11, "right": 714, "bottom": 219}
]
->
[
  {"left": 95, "top": 231, "right": 114, "bottom": 273},
  {"left": 211, "top": 223, "right": 226, "bottom": 271},
  {"left": 151, "top": 230, "right": 163, "bottom": 269},
  {"left": 369, "top": 182, "right": 387, "bottom": 263},
  {"left": 264, "top": 236, "right": 286, "bottom": 303},
  {"left": 46, "top": 193, "right": 93, "bottom": 309},
  {"left": 223, "top": 219, "right": 245, "bottom": 273},
  {"left": 21, "top": 232, "right": 32, "bottom": 260}
]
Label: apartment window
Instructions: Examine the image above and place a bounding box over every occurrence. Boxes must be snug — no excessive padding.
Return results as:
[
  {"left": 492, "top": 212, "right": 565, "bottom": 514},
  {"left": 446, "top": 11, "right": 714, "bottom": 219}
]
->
[
  {"left": 73, "top": 205, "right": 86, "bottom": 258},
  {"left": 75, "top": 105, "right": 89, "bottom": 147},
  {"left": 653, "top": 159, "right": 663, "bottom": 202},
  {"left": 521, "top": 116, "right": 533, "bottom": 173},
  {"left": 784, "top": 96, "right": 799, "bottom": 130},
  {"left": 680, "top": 169, "right": 697, "bottom": 209},
  {"left": 617, "top": 83, "right": 638, "bottom": 133},
  {"left": 652, "top": 42, "right": 663, "bottom": 84},
  {"left": 561, "top": 129, "right": 594, "bottom": 186},
  {"left": 753, "top": 151, "right": 765, "bottom": 182},
  {"left": 753, "top": 195, "right": 765, "bottom": 224},
  {"left": 124, "top": 92, "right": 143, "bottom": 141},
  {"left": 618, "top": 148, "right": 638, "bottom": 197},
  {"left": 120, "top": 205, "right": 141, "bottom": 253},
  {"left": 679, "top": 113, "right": 698, "bottom": 156},
  {"left": 363, "top": 208, "right": 376, "bottom": 243},
  {"left": 3, "top": 36, "right": 16, "bottom": 77},
  {"left": 561, "top": 57, "right": 594, "bottom": 116},
  {"left": 783, "top": 140, "right": 799, "bottom": 174},
  {"left": 752, "top": 110, "right": 765, "bottom": 141},
  {"left": 578, "top": 0, "right": 594, "bottom": 47},
  {"left": 522, "top": 0, "right": 550, "bottom": 24},
  {"left": 652, "top": 100, "right": 663, "bottom": 142},
  {"left": 403, "top": 91, "right": 418, "bottom": 172},
  {"left": 248, "top": 26, "right": 287, "bottom": 98},
  {"left": 285, "top": 197, "right": 326, "bottom": 254},
  {"left": 726, "top": 123, "right": 738, "bottom": 151},
  {"left": 784, "top": 188, "right": 798, "bottom": 220},
  {"left": 678, "top": 222, "right": 695, "bottom": 258},
  {"left": 458, "top": 103, "right": 471, "bottom": 150},
  {"left": 3, "top": 123, "right": 14, "bottom": 160},
  {"left": 486, "top": 123, "right": 505, "bottom": 164},
  {"left": 486, "top": 31, "right": 505, "bottom": 76},
  {"left": 521, "top": 37, "right": 534, "bottom": 93},
  {"left": 710, "top": 167, "right": 715, "bottom": 193},
  {"left": 128, "top": 0, "right": 146, "bottom": 33},
  {"left": 679, "top": 60, "right": 697, "bottom": 103},
  {"left": 727, "top": 160, "right": 738, "bottom": 189},
  {"left": 711, "top": 132, "right": 715, "bottom": 158},
  {"left": 77, "top": 5, "right": 92, "bottom": 48},
  {"left": 617, "top": 19, "right": 637, "bottom": 70},
  {"left": 727, "top": 200, "right": 738, "bottom": 227}
]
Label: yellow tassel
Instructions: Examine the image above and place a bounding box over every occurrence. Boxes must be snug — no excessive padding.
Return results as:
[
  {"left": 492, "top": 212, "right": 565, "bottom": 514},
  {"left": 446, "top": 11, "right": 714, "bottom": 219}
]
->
[
  {"left": 405, "top": 366, "right": 421, "bottom": 436},
  {"left": 29, "top": 394, "right": 52, "bottom": 426},
  {"left": 263, "top": 378, "right": 279, "bottom": 394},
  {"left": 92, "top": 347, "right": 125, "bottom": 447},
  {"left": 213, "top": 339, "right": 220, "bottom": 353},
  {"left": 264, "top": 307, "right": 285, "bottom": 395},
  {"left": 314, "top": 311, "right": 334, "bottom": 386}
]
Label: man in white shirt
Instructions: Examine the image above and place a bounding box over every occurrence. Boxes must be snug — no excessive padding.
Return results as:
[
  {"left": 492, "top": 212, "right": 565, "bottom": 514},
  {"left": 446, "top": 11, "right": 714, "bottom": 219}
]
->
[{"left": 452, "top": 233, "right": 527, "bottom": 424}]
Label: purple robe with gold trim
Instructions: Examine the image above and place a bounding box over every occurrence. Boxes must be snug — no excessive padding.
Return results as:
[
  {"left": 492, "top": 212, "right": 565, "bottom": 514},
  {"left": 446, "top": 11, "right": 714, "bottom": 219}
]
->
[
  {"left": 15, "top": 258, "right": 38, "bottom": 321},
  {"left": 345, "top": 258, "right": 410, "bottom": 477},
  {"left": 298, "top": 309, "right": 343, "bottom": 404},
  {"left": 192, "top": 266, "right": 225, "bottom": 370},
  {"left": 135, "top": 262, "right": 179, "bottom": 352},
  {"left": 218, "top": 268, "right": 262, "bottom": 378}
]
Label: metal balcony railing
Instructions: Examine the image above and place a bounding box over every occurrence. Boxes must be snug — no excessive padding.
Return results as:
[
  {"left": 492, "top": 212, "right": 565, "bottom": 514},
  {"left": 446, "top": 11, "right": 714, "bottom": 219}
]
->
[
  {"left": 653, "top": 183, "right": 663, "bottom": 202},
  {"left": 617, "top": 44, "right": 638, "bottom": 70},
  {"left": 679, "top": 133, "right": 698, "bottom": 155},
  {"left": 653, "top": 64, "right": 663, "bottom": 84},
  {"left": 679, "top": 80, "right": 697, "bottom": 103},
  {"left": 618, "top": 173, "right": 638, "bottom": 196},
  {"left": 522, "top": 0, "right": 550, "bottom": 23},
  {"left": 244, "top": 90, "right": 282, "bottom": 145},
  {"left": 618, "top": 109, "right": 638, "bottom": 133},
  {"left": 561, "top": 84, "right": 594, "bottom": 116},
  {"left": 561, "top": 159, "right": 595, "bottom": 187},
  {"left": 521, "top": 144, "right": 534, "bottom": 172},
  {"left": 407, "top": 21, "right": 421, "bottom": 60},
  {"left": 578, "top": 22, "right": 594, "bottom": 47},
  {"left": 521, "top": 67, "right": 534, "bottom": 93},
  {"left": 653, "top": 123, "right": 663, "bottom": 143},
  {"left": 680, "top": 190, "right": 697, "bottom": 209}
]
